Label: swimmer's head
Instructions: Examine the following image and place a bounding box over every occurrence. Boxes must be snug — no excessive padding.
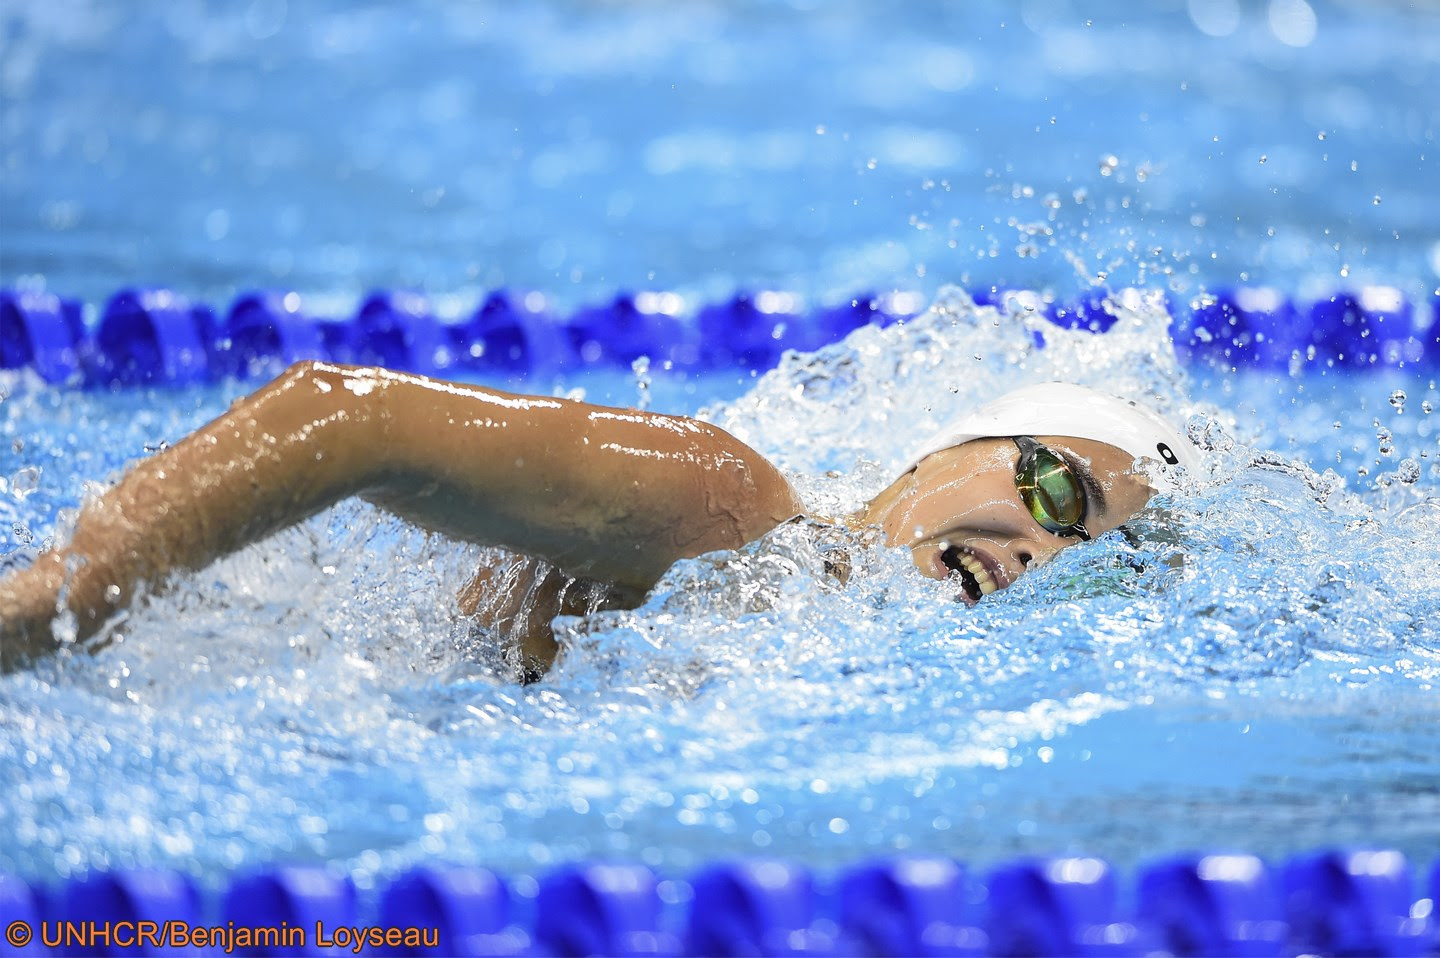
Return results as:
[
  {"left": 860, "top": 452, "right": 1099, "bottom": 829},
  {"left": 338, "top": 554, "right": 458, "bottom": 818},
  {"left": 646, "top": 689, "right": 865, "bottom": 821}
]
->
[{"left": 863, "top": 383, "right": 1197, "bottom": 604}]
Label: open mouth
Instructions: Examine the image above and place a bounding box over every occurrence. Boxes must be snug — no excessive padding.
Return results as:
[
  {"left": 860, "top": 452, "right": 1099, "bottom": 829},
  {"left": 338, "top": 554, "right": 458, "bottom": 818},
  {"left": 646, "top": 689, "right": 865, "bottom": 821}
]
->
[{"left": 941, "top": 546, "right": 998, "bottom": 605}]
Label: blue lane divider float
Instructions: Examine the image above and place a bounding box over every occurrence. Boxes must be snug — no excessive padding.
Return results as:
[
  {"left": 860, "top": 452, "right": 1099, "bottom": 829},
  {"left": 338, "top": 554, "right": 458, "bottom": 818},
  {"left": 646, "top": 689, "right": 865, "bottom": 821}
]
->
[
  {"left": 535, "top": 863, "right": 678, "bottom": 957},
  {"left": 838, "top": 857, "right": 985, "bottom": 957},
  {"left": 61, "top": 870, "right": 203, "bottom": 958},
  {"left": 353, "top": 290, "right": 444, "bottom": 375},
  {"left": 1, "top": 284, "right": 1438, "bottom": 388},
  {"left": 1136, "top": 853, "right": 1287, "bottom": 957},
  {"left": 93, "top": 288, "right": 217, "bottom": 386},
  {"left": 686, "top": 860, "right": 830, "bottom": 956},
  {"left": 380, "top": 866, "right": 526, "bottom": 958},
  {"left": 2, "top": 850, "right": 1437, "bottom": 957},
  {"left": 1281, "top": 850, "right": 1432, "bottom": 957},
  {"left": 224, "top": 866, "right": 358, "bottom": 957},
  {"left": 0, "top": 290, "right": 86, "bottom": 385},
  {"left": 213, "top": 291, "right": 326, "bottom": 379},
  {"left": 983, "top": 857, "right": 1144, "bottom": 957},
  {"left": 1176, "top": 285, "right": 1438, "bottom": 370},
  {"left": 461, "top": 290, "right": 567, "bottom": 376}
]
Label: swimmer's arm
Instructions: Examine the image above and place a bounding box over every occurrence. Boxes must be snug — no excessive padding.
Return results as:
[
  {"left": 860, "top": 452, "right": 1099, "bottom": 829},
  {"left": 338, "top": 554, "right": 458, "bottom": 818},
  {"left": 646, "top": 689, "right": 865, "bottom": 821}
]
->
[
  {"left": 0, "top": 361, "right": 802, "bottom": 667},
  {"left": 362, "top": 364, "right": 804, "bottom": 590}
]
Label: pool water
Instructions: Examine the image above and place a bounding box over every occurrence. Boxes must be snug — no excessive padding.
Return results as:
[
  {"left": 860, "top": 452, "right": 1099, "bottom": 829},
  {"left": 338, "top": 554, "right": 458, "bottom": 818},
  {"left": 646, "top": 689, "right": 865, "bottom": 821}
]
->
[
  {"left": 3, "top": 0, "right": 1440, "bottom": 888},
  {"left": 3, "top": 0, "right": 1435, "bottom": 307},
  {"left": 4, "top": 294, "right": 1439, "bottom": 884}
]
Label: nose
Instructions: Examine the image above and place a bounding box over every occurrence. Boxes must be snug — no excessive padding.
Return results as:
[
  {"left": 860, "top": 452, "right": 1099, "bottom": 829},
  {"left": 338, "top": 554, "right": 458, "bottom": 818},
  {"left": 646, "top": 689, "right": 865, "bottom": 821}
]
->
[
  {"left": 979, "top": 499, "right": 1069, "bottom": 575},
  {"left": 1009, "top": 536, "right": 1064, "bottom": 572},
  {"left": 982, "top": 498, "right": 1079, "bottom": 581}
]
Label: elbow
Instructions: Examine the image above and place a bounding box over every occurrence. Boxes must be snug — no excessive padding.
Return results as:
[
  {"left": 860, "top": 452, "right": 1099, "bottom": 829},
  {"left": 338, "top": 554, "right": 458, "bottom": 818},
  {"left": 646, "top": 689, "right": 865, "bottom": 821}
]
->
[
  {"left": 262, "top": 360, "right": 395, "bottom": 492},
  {"left": 277, "top": 359, "right": 396, "bottom": 390}
]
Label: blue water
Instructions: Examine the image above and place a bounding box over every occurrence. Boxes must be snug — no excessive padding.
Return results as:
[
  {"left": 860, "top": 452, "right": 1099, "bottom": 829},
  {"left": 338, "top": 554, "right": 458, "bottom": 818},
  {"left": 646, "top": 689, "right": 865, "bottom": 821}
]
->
[
  {"left": 3, "top": 0, "right": 1440, "bottom": 886},
  {"left": 2, "top": 0, "right": 1436, "bottom": 308}
]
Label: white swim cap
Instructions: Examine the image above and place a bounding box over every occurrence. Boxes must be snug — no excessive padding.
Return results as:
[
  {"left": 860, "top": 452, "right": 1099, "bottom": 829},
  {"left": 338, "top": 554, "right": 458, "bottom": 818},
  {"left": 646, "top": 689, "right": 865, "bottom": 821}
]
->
[{"left": 906, "top": 382, "right": 1199, "bottom": 491}]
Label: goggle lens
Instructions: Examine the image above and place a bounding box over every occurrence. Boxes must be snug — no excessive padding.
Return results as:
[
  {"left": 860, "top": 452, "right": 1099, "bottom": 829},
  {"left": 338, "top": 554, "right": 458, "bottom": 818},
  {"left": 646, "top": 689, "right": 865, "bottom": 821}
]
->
[{"left": 1014, "top": 437, "right": 1091, "bottom": 540}]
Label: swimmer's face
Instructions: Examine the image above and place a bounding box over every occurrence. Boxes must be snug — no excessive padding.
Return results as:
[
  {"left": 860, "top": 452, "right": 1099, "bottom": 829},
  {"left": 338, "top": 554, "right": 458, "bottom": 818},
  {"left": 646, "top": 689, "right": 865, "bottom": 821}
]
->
[{"left": 869, "top": 436, "right": 1153, "bottom": 604}]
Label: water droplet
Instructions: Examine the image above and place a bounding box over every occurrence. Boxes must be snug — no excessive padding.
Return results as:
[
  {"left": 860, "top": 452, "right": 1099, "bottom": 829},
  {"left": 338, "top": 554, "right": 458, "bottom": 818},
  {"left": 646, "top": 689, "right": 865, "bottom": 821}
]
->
[
  {"left": 1098, "top": 154, "right": 1119, "bottom": 176},
  {"left": 1373, "top": 195, "right": 1382, "bottom": 205},
  {"left": 631, "top": 355, "right": 652, "bottom": 411},
  {"left": 1317, "top": 131, "right": 1327, "bottom": 140},
  {"left": 1389, "top": 389, "right": 1406, "bottom": 411},
  {"left": 1259, "top": 154, "right": 1268, "bottom": 164},
  {"left": 1397, "top": 459, "right": 1421, "bottom": 484},
  {"left": 10, "top": 466, "right": 40, "bottom": 499},
  {"left": 1423, "top": 400, "right": 1434, "bottom": 414}
]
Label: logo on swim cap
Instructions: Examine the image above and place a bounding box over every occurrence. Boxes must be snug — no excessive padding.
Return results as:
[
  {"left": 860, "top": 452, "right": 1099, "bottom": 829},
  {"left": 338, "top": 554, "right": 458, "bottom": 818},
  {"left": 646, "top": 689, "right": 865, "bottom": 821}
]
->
[{"left": 1156, "top": 442, "right": 1179, "bottom": 465}]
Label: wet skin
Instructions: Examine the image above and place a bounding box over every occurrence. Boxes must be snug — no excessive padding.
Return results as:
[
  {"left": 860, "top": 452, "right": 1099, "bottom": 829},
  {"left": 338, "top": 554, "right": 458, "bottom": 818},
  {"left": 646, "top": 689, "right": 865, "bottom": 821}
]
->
[
  {"left": 0, "top": 362, "right": 1155, "bottom": 673},
  {"left": 0, "top": 361, "right": 803, "bottom": 670},
  {"left": 857, "top": 436, "right": 1154, "bottom": 603}
]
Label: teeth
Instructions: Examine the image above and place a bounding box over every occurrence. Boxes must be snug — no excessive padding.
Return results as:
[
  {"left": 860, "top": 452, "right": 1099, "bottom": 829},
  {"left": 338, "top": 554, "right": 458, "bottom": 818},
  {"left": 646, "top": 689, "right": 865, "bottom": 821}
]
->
[{"left": 957, "top": 552, "right": 997, "bottom": 595}]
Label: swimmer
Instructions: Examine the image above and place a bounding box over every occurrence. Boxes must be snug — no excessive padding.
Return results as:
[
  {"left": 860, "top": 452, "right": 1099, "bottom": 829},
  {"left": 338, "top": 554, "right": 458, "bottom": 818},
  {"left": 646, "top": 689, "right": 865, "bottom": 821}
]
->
[{"left": 0, "top": 363, "right": 1197, "bottom": 675}]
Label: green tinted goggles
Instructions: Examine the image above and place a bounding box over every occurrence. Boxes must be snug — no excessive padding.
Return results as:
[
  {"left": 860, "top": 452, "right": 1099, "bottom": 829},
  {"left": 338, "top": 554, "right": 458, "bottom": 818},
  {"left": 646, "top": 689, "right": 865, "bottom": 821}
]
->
[{"left": 1012, "top": 436, "right": 1092, "bottom": 541}]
